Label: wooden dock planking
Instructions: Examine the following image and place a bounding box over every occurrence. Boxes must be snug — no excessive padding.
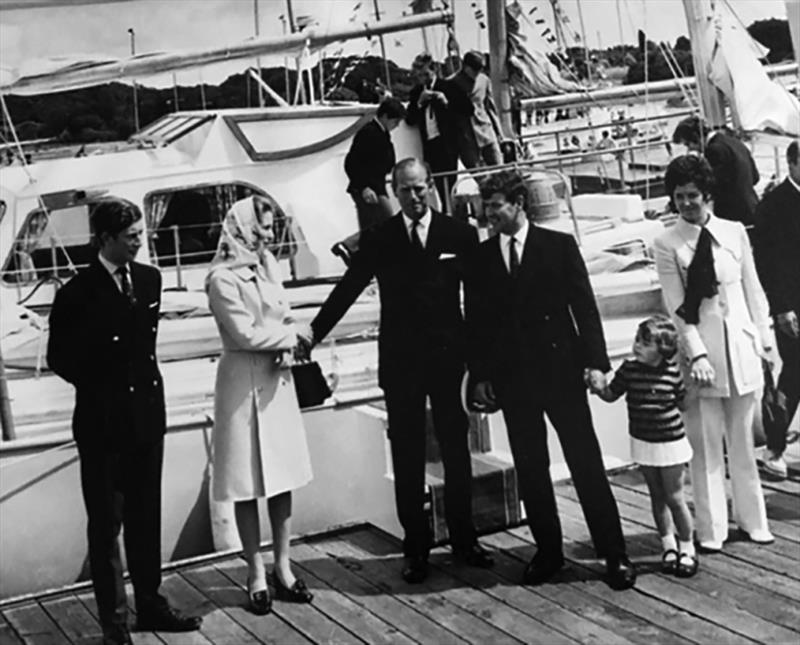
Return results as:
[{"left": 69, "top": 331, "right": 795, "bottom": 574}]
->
[
  {"left": 317, "top": 534, "right": 522, "bottom": 645},
  {"left": 213, "top": 557, "right": 361, "bottom": 645},
  {"left": 1, "top": 467, "right": 798, "bottom": 645}
]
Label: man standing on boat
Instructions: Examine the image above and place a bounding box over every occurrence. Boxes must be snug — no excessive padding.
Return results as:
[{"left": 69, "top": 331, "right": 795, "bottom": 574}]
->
[
  {"left": 448, "top": 50, "right": 503, "bottom": 169},
  {"left": 47, "top": 199, "right": 202, "bottom": 645},
  {"left": 333, "top": 97, "right": 406, "bottom": 264},
  {"left": 754, "top": 140, "right": 800, "bottom": 480},
  {"left": 465, "top": 169, "right": 637, "bottom": 591},
  {"left": 672, "top": 115, "right": 760, "bottom": 228},
  {"left": 405, "top": 53, "right": 473, "bottom": 212},
  {"left": 303, "top": 158, "right": 493, "bottom": 584}
]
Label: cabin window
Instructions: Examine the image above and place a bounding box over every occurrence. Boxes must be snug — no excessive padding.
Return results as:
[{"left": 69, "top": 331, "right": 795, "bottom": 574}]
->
[
  {"left": 144, "top": 183, "right": 296, "bottom": 268},
  {"left": 1, "top": 204, "right": 93, "bottom": 285}
]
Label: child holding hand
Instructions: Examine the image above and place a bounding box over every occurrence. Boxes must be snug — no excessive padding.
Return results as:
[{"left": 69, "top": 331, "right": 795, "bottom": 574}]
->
[{"left": 593, "top": 315, "right": 698, "bottom": 577}]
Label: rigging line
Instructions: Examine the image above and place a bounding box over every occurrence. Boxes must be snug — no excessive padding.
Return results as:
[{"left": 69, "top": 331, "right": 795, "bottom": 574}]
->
[
  {"left": 658, "top": 41, "right": 699, "bottom": 110},
  {"left": 642, "top": 0, "right": 650, "bottom": 202}
]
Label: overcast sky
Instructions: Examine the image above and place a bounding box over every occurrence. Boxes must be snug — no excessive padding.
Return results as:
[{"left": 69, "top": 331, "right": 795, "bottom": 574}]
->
[{"left": 0, "top": 0, "right": 789, "bottom": 88}]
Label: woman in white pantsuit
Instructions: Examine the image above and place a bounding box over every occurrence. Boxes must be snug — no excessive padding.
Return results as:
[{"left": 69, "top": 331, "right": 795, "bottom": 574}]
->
[
  {"left": 654, "top": 155, "right": 774, "bottom": 552},
  {"left": 206, "top": 196, "right": 313, "bottom": 614}
]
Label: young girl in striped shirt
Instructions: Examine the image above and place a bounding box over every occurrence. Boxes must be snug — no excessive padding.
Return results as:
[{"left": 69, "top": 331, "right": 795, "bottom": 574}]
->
[{"left": 594, "top": 315, "right": 698, "bottom": 577}]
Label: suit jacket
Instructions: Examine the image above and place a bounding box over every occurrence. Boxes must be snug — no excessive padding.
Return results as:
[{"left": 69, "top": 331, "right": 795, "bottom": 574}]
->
[
  {"left": 654, "top": 214, "right": 772, "bottom": 398},
  {"left": 47, "top": 258, "right": 166, "bottom": 448},
  {"left": 466, "top": 226, "right": 610, "bottom": 392},
  {"left": 448, "top": 70, "right": 500, "bottom": 147},
  {"left": 405, "top": 76, "right": 473, "bottom": 148},
  {"left": 344, "top": 118, "right": 395, "bottom": 197},
  {"left": 705, "top": 131, "right": 760, "bottom": 226},
  {"left": 311, "top": 211, "right": 479, "bottom": 388},
  {"left": 754, "top": 178, "right": 800, "bottom": 316}
]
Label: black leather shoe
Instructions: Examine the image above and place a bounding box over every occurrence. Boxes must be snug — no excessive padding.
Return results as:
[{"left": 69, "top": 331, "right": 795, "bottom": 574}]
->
[
  {"left": 605, "top": 556, "right": 637, "bottom": 590},
  {"left": 270, "top": 572, "right": 314, "bottom": 603},
  {"left": 102, "top": 625, "right": 132, "bottom": 645},
  {"left": 522, "top": 553, "right": 565, "bottom": 585},
  {"left": 331, "top": 242, "right": 352, "bottom": 266},
  {"left": 136, "top": 605, "right": 202, "bottom": 632},
  {"left": 453, "top": 542, "right": 494, "bottom": 568},
  {"left": 401, "top": 555, "right": 429, "bottom": 584}
]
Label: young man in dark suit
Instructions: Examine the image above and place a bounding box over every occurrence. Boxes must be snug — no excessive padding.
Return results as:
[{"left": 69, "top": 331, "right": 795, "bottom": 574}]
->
[
  {"left": 47, "top": 199, "right": 201, "bottom": 645},
  {"left": 303, "top": 158, "right": 492, "bottom": 583},
  {"left": 333, "top": 97, "right": 406, "bottom": 263},
  {"left": 754, "top": 139, "right": 800, "bottom": 480},
  {"left": 465, "top": 169, "right": 636, "bottom": 591},
  {"left": 672, "top": 115, "right": 760, "bottom": 227},
  {"left": 405, "top": 53, "right": 473, "bottom": 212}
]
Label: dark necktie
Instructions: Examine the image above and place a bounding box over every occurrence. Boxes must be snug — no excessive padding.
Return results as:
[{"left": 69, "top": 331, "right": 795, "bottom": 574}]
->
[
  {"left": 116, "top": 265, "right": 136, "bottom": 305},
  {"left": 410, "top": 220, "right": 424, "bottom": 252},
  {"left": 676, "top": 226, "right": 718, "bottom": 324},
  {"left": 508, "top": 236, "right": 519, "bottom": 278}
]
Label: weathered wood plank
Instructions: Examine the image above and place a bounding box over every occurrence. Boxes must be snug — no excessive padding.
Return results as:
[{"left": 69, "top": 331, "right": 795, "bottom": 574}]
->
[
  {"left": 349, "top": 529, "right": 582, "bottom": 645},
  {"left": 154, "top": 574, "right": 217, "bottom": 645},
  {"left": 39, "top": 596, "right": 102, "bottom": 645},
  {"left": 555, "top": 491, "right": 800, "bottom": 643},
  {"left": 2, "top": 604, "right": 69, "bottom": 645},
  {"left": 214, "top": 557, "right": 362, "bottom": 645},
  {"left": 496, "top": 524, "right": 754, "bottom": 645},
  {"left": 317, "top": 533, "right": 523, "bottom": 645},
  {"left": 607, "top": 478, "right": 800, "bottom": 570},
  {"left": 287, "top": 543, "right": 419, "bottom": 645},
  {"left": 0, "top": 612, "right": 25, "bottom": 645},
  {"left": 298, "top": 539, "right": 465, "bottom": 645},
  {"left": 179, "top": 565, "right": 270, "bottom": 645}
]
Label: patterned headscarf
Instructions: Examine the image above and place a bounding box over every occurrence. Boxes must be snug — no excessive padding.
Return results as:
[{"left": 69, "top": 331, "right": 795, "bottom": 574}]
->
[{"left": 206, "top": 196, "right": 282, "bottom": 286}]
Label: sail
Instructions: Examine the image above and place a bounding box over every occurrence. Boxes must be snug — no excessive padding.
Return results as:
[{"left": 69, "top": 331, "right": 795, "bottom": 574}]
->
[
  {"left": 505, "top": 2, "right": 582, "bottom": 97},
  {"left": 704, "top": 2, "right": 799, "bottom": 135}
]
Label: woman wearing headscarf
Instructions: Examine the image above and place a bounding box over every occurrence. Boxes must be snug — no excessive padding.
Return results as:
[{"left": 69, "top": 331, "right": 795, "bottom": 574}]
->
[
  {"left": 206, "top": 196, "right": 313, "bottom": 615},
  {"left": 654, "top": 155, "right": 774, "bottom": 553}
]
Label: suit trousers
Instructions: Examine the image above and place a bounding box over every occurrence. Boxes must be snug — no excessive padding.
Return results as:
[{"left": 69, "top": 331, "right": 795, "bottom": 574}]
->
[
  {"left": 499, "top": 379, "right": 626, "bottom": 560},
  {"left": 423, "top": 137, "right": 459, "bottom": 214},
  {"left": 340, "top": 193, "right": 395, "bottom": 256},
  {"left": 383, "top": 356, "right": 475, "bottom": 557},
  {"left": 766, "top": 328, "right": 800, "bottom": 455},
  {"left": 684, "top": 390, "right": 770, "bottom": 544},
  {"left": 78, "top": 438, "right": 165, "bottom": 627}
]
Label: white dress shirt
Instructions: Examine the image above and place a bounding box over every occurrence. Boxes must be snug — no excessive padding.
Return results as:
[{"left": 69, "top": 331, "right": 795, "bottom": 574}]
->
[
  {"left": 98, "top": 253, "right": 131, "bottom": 293},
  {"left": 403, "top": 210, "right": 432, "bottom": 248},
  {"left": 499, "top": 219, "right": 529, "bottom": 273}
]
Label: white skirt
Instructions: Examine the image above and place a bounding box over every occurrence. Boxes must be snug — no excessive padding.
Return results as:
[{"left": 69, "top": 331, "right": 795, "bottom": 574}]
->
[{"left": 631, "top": 435, "right": 693, "bottom": 467}]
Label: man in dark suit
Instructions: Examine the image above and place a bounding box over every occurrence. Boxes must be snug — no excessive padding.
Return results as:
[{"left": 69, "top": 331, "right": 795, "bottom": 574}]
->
[
  {"left": 47, "top": 199, "right": 201, "bottom": 645},
  {"left": 754, "top": 139, "right": 800, "bottom": 480},
  {"left": 304, "top": 158, "right": 492, "bottom": 583},
  {"left": 405, "top": 53, "right": 473, "bottom": 212},
  {"left": 333, "top": 97, "right": 406, "bottom": 264},
  {"left": 672, "top": 115, "right": 760, "bottom": 227},
  {"left": 465, "top": 169, "right": 636, "bottom": 590}
]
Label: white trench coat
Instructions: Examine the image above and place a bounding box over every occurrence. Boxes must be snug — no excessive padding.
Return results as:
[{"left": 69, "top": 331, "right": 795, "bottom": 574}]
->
[{"left": 207, "top": 265, "right": 312, "bottom": 502}]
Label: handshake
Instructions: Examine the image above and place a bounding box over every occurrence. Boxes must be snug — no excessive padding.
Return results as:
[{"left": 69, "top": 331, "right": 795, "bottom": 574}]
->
[
  {"left": 294, "top": 322, "right": 316, "bottom": 363},
  {"left": 583, "top": 368, "right": 608, "bottom": 395}
]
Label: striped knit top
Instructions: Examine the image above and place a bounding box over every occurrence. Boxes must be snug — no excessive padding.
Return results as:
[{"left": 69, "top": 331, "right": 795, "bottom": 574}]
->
[{"left": 609, "top": 359, "right": 686, "bottom": 443}]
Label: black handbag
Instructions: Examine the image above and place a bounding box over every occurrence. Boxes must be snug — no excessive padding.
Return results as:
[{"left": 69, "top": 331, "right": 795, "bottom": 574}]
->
[
  {"left": 291, "top": 360, "right": 332, "bottom": 409},
  {"left": 759, "top": 359, "right": 787, "bottom": 447}
]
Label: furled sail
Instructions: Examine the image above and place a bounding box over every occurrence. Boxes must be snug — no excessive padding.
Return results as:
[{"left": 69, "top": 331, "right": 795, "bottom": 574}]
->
[
  {"left": 505, "top": 2, "right": 582, "bottom": 97},
  {"left": 704, "top": 2, "right": 799, "bottom": 135}
]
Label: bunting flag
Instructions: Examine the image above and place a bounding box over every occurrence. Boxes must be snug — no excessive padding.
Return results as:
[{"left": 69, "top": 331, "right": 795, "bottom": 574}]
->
[
  {"left": 535, "top": 18, "right": 545, "bottom": 24},
  {"left": 295, "top": 15, "right": 316, "bottom": 31},
  {"left": 529, "top": 6, "right": 537, "bottom": 14},
  {"left": 470, "top": 2, "right": 486, "bottom": 29},
  {"left": 352, "top": 2, "right": 362, "bottom": 10}
]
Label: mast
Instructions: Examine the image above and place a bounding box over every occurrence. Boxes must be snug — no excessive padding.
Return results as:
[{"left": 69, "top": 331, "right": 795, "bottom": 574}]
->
[
  {"left": 254, "top": 0, "right": 264, "bottom": 107},
  {"left": 372, "top": 0, "right": 392, "bottom": 91},
  {"left": 487, "top": 0, "right": 513, "bottom": 138},
  {"left": 681, "top": 0, "right": 725, "bottom": 127}
]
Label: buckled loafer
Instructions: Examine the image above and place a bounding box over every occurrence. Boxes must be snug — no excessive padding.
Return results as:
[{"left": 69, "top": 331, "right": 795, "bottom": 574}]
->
[
  {"left": 605, "top": 556, "right": 637, "bottom": 590},
  {"left": 453, "top": 543, "right": 494, "bottom": 568},
  {"left": 401, "top": 555, "right": 429, "bottom": 584},
  {"left": 522, "top": 553, "right": 565, "bottom": 585},
  {"left": 136, "top": 605, "right": 202, "bottom": 632}
]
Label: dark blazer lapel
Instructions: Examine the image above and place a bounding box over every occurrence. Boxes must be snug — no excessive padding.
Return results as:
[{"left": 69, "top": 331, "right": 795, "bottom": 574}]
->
[
  {"left": 88, "top": 257, "right": 121, "bottom": 300},
  {"left": 425, "top": 211, "right": 444, "bottom": 257},
  {"left": 517, "top": 225, "right": 543, "bottom": 290},
  {"left": 487, "top": 234, "right": 508, "bottom": 283}
]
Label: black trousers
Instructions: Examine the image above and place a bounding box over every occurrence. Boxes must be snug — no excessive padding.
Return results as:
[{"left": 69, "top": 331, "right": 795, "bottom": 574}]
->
[
  {"left": 767, "top": 327, "right": 800, "bottom": 455},
  {"left": 423, "top": 138, "right": 458, "bottom": 213},
  {"left": 498, "top": 377, "right": 626, "bottom": 561},
  {"left": 383, "top": 356, "right": 475, "bottom": 558},
  {"left": 78, "top": 438, "right": 165, "bottom": 627}
]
